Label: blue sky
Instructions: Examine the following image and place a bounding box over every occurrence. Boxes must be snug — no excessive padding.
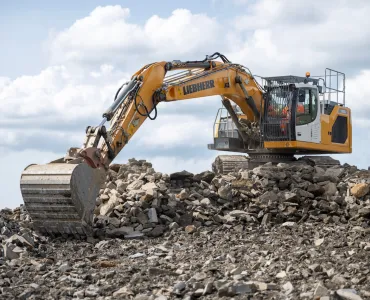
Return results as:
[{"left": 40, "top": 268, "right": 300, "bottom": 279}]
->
[{"left": 1, "top": 0, "right": 370, "bottom": 209}]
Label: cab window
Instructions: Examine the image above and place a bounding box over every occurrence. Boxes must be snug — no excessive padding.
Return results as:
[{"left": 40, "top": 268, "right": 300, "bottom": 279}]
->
[{"left": 296, "top": 88, "right": 317, "bottom": 125}]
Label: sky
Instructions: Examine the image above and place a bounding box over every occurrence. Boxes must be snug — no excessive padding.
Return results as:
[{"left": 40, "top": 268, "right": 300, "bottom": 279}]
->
[{"left": 1, "top": 0, "right": 370, "bottom": 209}]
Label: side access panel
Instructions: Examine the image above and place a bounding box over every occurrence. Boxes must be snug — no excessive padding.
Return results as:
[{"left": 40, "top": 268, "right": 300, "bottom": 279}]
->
[{"left": 320, "top": 105, "right": 352, "bottom": 153}]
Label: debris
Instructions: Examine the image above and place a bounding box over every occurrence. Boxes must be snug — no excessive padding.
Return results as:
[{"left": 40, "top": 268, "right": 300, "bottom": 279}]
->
[
  {"left": 351, "top": 183, "right": 369, "bottom": 198},
  {"left": 315, "top": 238, "right": 325, "bottom": 246},
  {"left": 0, "top": 158, "right": 369, "bottom": 299}
]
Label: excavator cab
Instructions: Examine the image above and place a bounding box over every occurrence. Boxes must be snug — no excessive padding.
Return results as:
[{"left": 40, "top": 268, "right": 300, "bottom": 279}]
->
[
  {"left": 209, "top": 68, "right": 351, "bottom": 172},
  {"left": 261, "top": 69, "right": 351, "bottom": 152}
]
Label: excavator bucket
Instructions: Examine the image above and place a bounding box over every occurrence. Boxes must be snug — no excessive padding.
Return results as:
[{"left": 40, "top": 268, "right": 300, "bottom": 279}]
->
[{"left": 20, "top": 162, "right": 105, "bottom": 238}]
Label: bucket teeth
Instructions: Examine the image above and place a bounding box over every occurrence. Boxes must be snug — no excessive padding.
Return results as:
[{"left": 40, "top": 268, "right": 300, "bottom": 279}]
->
[{"left": 20, "top": 162, "right": 105, "bottom": 239}]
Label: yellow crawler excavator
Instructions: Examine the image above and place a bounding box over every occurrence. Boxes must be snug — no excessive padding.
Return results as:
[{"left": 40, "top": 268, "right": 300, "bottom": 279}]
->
[{"left": 19, "top": 53, "right": 352, "bottom": 237}]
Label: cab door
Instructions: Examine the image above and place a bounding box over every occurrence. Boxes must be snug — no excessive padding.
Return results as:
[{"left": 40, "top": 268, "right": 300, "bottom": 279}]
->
[{"left": 295, "top": 87, "right": 320, "bottom": 143}]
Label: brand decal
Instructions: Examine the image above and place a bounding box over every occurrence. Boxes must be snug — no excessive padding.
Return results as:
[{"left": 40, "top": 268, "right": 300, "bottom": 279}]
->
[{"left": 183, "top": 80, "right": 215, "bottom": 95}]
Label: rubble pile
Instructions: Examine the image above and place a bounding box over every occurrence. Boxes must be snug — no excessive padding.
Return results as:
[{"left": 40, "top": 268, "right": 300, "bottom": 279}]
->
[
  {"left": 93, "top": 159, "right": 370, "bottom": 238},
  {"left": 0, "top": 158, "right": 369, "bottom": 299}
]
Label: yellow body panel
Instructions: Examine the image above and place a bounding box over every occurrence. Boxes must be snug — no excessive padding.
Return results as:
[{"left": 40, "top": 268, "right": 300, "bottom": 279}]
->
[
  {"left": 264, "top": 105, "right": 352, "bottom": 154},
  {"left": 165, "top": 64, "right": 263, "bottom": 122},
  {"left": 264, "top": 140, "right": 351, "bottom": 153}
]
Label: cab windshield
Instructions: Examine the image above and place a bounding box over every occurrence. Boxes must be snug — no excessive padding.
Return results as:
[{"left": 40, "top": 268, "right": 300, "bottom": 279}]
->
[{"left": 296, "top": 87, "right": 318, "bottom": 125}]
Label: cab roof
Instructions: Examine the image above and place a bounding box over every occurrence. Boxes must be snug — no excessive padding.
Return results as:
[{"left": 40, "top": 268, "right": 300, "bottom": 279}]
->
[{"left": 262, "top": 75, "right": 319, "bottom": 85}]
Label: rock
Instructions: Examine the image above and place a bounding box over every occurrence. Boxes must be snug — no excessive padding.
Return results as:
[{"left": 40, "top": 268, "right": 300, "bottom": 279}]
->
[
  {"left": 100, "top": 194, "right": 109, "bottom": 201},
  {"left": 148, "top": 208, "right": 158, "bottom": 223},
  {"left": 129, "top": 252, "right": 145, "bottom": 259},
  {"left": 58, "top": 263, "right": 71, "bottom": 273},
  {"left": 109, "top": 217, "right": 121, "bottom": 228},
  {"left": 284, "top": 192, "right": 299, "bottom": 202},
  {"left": 141, "top": 189, "right": 156, "bottom": 201},
  {"left": 73, "top": 290, "right": 85, "bottom": 298},
  {"left": 193, "top": 289, "right": 204, "bottom": 297},
  {"left": 228, "top": 210, "right": 250, "bottom": 218},
  {"left": 193, "top": 171, "right": 215, "bottom": 183},
  {"left": 260, "top": 191, "right": 278, "bottom": 203},
  {"left": 124, "top": 232, "right": 145, "bottom": 239},
  {"left": 1, "top": 226, "right": 11, "bottom": 236},
  {"left": 332, "top": 275, "right": 347, "bottom": 285},
  {"left": 261, "top": 213, "right": 271, "bottom": 226},
  {"left": 173, "top": 281, "right": 186, "bottom": 292},
  {"left": 185, "top": 225, "right": 196, "bottom": 234},
  {"left": 85, "top": 286, "right": 100, "bottom": 297},
  {"left": 217, "top": 282, "right": 236, "bottom": 297},
  {"left": 148, "top": 267, "right": 174, "bottom": 276},
  {"left": 203, "top": 281, "right": 214, "bottom": 295},
  {"left": 142, "top": 182, "right": 157, "bottom": 191},
  {"left": 106, "top": 181, "right": 117, "bottom": 190},
  {"left": 100, "top": 195, "right": 120, "bottom": 216},
  {"left": 335, "top": 289, "right": 363, "bottom": 300},
  {"left": 314, "top": 282, "right": 329, "bottom": 298},
  {"left": 325, "top": 167, "right": 345, "bottom": 178},
  {"left": 170, "top": 170, "right": 194, "bottom": 180},
  {"left": 18, "top": 289, "right": 34, "bottom": 300},
  {"left": 113, "top": 286, "right": 134, "bottom": 298},
  {"left": 200, "top": 198, "right": 211, "bottom": 206},
  {"left": 117, "top": 181, "right": 129, "bottom": 193},
  {"left": 276, "top": 271, "right": 286, "bottom": 278},
  {"left": 314, "top": 174, "right": 336, "bottom": 183},
  {"left": 281, "top": 222, "right": 296, "bottom": 228},
  {"left": 148, "top": 225, "right": 165, "bottom": 237},
  {"left": 137, "top": 212, "right": 149, "bottom": 225},
  {"left": 169, "top": 222, "right": 180, "bottom": 230},
  {"left": 307, "top": 184, "right": 325, "bottom": 196},
  {"left": 230, "top": 266, "right": 243, "bottom": 275},
  {"left": 282, "top": 281, "right": 293, "bottom": 295},
  {"left": 315, "top": 238, "right": 325, "bottom": 246},
  {"left": 127, "top": 179, "right": 144, "bottom": 191},
  {"left": 3, "top": 243, "right": 20, "bottom": 260},
  {"left": 177, "top": 189, "right": 189, "bottom": 200},
  {"left": 357, "top": 206, "right": 370, "bottom": 217},
  {"left": 351, "top": 183, "right": 369, "bottom": 198},
  {"left": 324, "top": 182, "right": 338, "bottom": 196},
  {"left": 6, "top": 234, "right": 33, "bottom": 249},
  {"left": 106, "top": 226, "right": 134, "bottom": 238},
  {"left": 218, "top": 185, "right": 232, "bottom": 200},
  {"left": 234, "top": 282, "right": 257, "bottom": 295}
]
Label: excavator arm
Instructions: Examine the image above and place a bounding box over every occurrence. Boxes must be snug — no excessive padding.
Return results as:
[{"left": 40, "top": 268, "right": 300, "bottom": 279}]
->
[{"left": 78, "top": 53, "right": 264, "bottom": 170}]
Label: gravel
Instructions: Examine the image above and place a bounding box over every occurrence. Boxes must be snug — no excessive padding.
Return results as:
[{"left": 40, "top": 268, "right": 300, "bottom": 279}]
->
[{"left": 0, "top": 157, "right": 369, "bottom": 299}]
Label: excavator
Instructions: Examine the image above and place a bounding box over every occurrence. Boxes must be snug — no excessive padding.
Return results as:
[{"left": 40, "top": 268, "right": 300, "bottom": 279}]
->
[{"left": 19, "top": 53, "right": 352, "bottom": 237}]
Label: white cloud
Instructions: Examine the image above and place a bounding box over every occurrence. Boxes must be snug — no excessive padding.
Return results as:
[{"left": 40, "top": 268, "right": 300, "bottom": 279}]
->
[
  {"left": 49, "top": 6, "right": 221, "bottom": 68},
  {"left": 136, "top": 114, "right": 214, "bottom": 148},
  {"left": 226, "top": 0, "right": 370, "bottom": 78},
  {"left": 0, "top": 63, "right": 131, "bottom": 152},
  {"left": 0, "top": 65, "right": 127, "bottom": 120}
]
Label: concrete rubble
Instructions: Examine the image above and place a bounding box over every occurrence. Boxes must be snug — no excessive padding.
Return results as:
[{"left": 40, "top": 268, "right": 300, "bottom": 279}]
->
[{"left": 0, "top": 158, "right": 369, "bottom": 299}]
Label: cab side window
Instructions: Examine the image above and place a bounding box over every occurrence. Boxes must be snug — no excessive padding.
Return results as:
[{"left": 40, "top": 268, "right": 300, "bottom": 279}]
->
[{"left": 296, "top": 88, "right": 317, "bottom": 125}]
